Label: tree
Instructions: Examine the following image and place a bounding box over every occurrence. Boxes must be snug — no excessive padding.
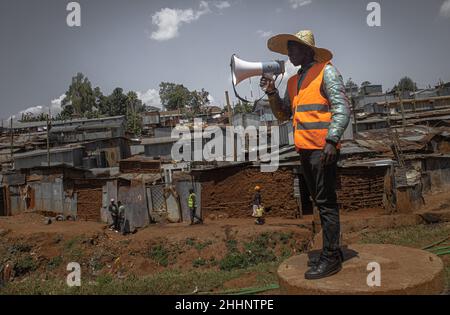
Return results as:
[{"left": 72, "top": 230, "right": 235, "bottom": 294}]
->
[
  {"left": 125, "top": 91, "right": 144, "bottom": 135},
  {"left": 94, "top": 87, "right": 108, "bottom": 114},
  {"left": 345, "top": 78, "right": 358, "bottom": 89},
  {"left": 159, "top": 82, "right": 211, "bottom": 114},
  {"left": 233, "top": 101, "right": 253, "bottom": 114},
  {"left": 105, "top": 88, "right": 128, "bottom": 116},
  {"left": 61, "top": 73, "right": 96, "bottom": 117},
  {"left": 189, "top": 88, "right": 210, "bottom": 113},
  {"left": 361, "top": 81, "right": 372, "bottom": 87},
  {"left": 397, "top": 76, "right": 417, "bottom": 92},
  {"left": 159, "top": 82, "right": 191, "bottom": 111}
]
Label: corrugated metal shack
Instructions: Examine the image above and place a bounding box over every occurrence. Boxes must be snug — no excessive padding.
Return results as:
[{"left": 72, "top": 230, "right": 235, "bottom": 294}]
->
[
  {"left": 13, "top": 146, "right": 84, "bottom": 170},
  {"left": 82, "top": 137, "right": 131, "bottom": 168},
  {"left": 1, "top": 165, "right": 90, "bottom": 217}
]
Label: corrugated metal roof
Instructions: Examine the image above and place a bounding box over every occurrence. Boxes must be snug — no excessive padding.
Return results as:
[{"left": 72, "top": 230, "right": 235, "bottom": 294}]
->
[
  {"left": 14, "top": 146, "right": 84, "bottom": 159},
  {"left": 6, "top": 115, "right": 125, "bottom": 130},
  {"left": 118, "top": 173, "right": 161, "bottom": 183},
  {"left": 141, "top": 137, "right": 179, "bottom": 145}
]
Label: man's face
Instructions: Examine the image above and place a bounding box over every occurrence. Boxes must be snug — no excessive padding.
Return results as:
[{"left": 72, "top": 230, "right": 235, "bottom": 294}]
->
[{"left": 287, "top": 41, "right": 314, "bottom": 66}]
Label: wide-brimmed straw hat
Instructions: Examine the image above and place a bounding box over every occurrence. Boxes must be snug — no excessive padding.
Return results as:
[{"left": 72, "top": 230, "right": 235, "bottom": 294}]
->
[{"left": 267, "top": 30, "right": 333, "bottom": 63}]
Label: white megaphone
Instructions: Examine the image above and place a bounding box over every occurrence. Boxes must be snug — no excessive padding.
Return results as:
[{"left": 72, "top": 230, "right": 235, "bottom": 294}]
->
[{"left": 230, "top": 54, "right": 285, "bottom": 102}]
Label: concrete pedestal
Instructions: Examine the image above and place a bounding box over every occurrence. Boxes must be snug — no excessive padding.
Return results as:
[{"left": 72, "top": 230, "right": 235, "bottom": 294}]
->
[{"left": 278, "top": 244, "right": 445, "bottom": 295}]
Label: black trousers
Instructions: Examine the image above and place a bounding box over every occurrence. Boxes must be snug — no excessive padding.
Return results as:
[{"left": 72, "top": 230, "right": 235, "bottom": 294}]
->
[
  {"left": 299, "top": 149, "right": 340, "bottom": 258},
  {"left": 190, "top": 207, "right": 202, "bottom": 223},
  {"left": 112, "top": 214, "right": 120, "bottom": 231}
]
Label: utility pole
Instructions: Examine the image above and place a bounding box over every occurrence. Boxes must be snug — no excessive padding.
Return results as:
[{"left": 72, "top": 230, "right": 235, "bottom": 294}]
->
[
  {"left": 225, "top": 91, "right": 233, "bottom": 126},
  {"left": 47, "top": 109, "right": 51, "bottom": 167},
  {"left": 10, "top": 117, "right": 14, "bottom": 169},
  {"left": 397, "top": 87, "right": 406, "bottom": 132}
]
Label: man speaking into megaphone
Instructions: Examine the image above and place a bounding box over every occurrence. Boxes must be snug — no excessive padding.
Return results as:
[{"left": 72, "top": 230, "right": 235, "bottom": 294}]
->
[{"left": 261, "top": 30, "right": 351, "bottom": 280}]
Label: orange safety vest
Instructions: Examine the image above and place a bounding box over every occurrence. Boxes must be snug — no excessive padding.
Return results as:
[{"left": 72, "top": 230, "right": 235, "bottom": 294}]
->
[{"left": 287, "top": 62, "right": 340, "bottom": 150}]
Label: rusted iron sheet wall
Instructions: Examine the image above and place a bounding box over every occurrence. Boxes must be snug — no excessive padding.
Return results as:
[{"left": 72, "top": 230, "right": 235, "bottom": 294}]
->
[
  {"left": 0, "top": 187, "right": 6, "bottom": 216},
  {"left": 29, "top": 179, "right": 75, "bottom": 216},
  {"left": 424, "top": 156, "right": 450, "bottom": 188},
  {"left": 3, "top": 173, "right": 26, "bottom": 186},
  {"left": 118, "top": 182, "right": 149, "bottom": 228},
  {"left": 8, "top": 186, "right": 25, "bottom": 215}
]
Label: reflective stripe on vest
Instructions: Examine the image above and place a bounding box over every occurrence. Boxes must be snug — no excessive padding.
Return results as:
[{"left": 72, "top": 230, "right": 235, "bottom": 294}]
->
[
  {"left": 287, "top": 62, "right": 339, "bottom": 150},
  {"left": 188, "top": 194, "right": 195, "bottom": 208}
]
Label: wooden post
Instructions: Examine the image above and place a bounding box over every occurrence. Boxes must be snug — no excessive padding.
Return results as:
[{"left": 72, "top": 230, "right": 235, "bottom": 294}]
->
[
  {"left": 225, "top": 91, "right": 233, "bottom": 125},
  {"left": 398, "top": 87, "right": 406, "bottom": 132},
  {"left": 10, "top": 118, "right": 14, "bottom": 169},
  {"left": 47, "top": 109, "right": 51, "bottom": 167}
]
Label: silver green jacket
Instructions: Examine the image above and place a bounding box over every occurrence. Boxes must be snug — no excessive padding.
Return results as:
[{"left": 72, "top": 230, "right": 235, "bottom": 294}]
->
[{"left": 268, "top": 62, "right": 351, "bottom": 144}]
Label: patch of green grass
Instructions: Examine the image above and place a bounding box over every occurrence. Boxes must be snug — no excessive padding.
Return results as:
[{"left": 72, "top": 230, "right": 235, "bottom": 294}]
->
[
  {"left": 47, "top": 256, "right": 63, "bottom": 271},
  {"left": 359, "top": 223, "right": 450, "bottom": 248},
  {"left": 88, "top": 256, "right": 105, "bottom": 272},
  {"left": 194, "top": 240, "right": 213, "bottom": 251},
  {"left": 192, "top": 258, "right": 207, "bottom": 268},
  {"left": 185, "top": 238, "right": 213, "bottom": 251},
  {"left": 0, "top": 262, "right": 280, "bottom": 295},
  {"left": 219, "top": 233, "right": 277, "bottom": 271},
  {"left": 8, "top": 243, "right": 32, "bottom": 255},
  {"left": 149, "top": 244, "right": 170, "bottom": 267},
  {"left": 64, "top": 236, "right": 82, "bottom": 251},
  {"left": 277, "top": 232, "right": 294, "bottom": 244},
  {"left": 14, "top": 256, "right": 38, "bottom": 276},
  {"left": 225, "top": 239, "right": 238, "bottom": 252}
]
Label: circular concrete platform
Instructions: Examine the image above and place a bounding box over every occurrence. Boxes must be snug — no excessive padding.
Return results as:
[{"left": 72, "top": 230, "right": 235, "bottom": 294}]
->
[{"left": 278, "top": 244, "right": 445, "bottom": 295}]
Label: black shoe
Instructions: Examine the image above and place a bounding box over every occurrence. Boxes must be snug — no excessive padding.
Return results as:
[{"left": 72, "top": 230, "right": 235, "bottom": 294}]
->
[
  {"left": 307, "top": 253, "right": 321, "bottom": 267},
  {"left": 304, "top": 256, "right": 342, "bottom": 280},
  {"left": 308, "top": 248, "right": 344, "bottom": 267}
]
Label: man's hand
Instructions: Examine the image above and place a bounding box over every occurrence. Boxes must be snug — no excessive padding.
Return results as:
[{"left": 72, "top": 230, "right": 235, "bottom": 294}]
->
[
  {"left": 321, "top": 141, "right": 337, "bottom": 166},
  {"left": 260, "top": 76, "right": 276, "bottom": 94}
]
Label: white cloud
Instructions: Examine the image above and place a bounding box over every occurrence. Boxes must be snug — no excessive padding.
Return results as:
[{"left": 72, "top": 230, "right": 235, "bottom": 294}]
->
[
  {"left": 137, "top": 88, "right": 162, "bottom": 108},
  {"left": 257, "top": 30, "right": 273, "bottom": 38},
  {"left": 150, "top": 1, "right": 231, "bottom": 41},
  {"left": 151, "top": 2, "right": 210, "bottom": 41},
  {"left": 289, "top": 0, "right": 312, "bottom": 9},
  {"left": 215, "top": 1, "right": 231, "bottom": 9},
  {"left": 440, "top": 0, "right": 450, "bottom": 17},
  {"left": 17, "top": 94, "right": 66, "bottom": 119}
]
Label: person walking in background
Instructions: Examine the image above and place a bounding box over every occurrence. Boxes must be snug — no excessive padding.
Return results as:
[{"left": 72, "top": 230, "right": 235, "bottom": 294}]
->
[
  {"left": 108, "top": 198, "right": 119, "bottom": 232},
  {"left": 188, "top": 189, "right": 203, "bottom": 225},
  {"left": 118, "top": 201, "right": 126, "bottom": 235},
  {"left": 252, "top": 186, "right": 265, "bottom": 225},
  {"left": 252, "top": 186, "right": 262, "bottom": 215}
]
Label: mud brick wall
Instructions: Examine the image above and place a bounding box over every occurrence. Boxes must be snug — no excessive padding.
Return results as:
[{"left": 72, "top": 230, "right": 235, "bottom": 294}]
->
[
  {"left": 76, "top": 188, "right": 102, "bottom": 221},
  {"left": 337, "top": 166, "right": 388, "bottom": 212},
  {"left": 198, "top": 166, "right": 299, "bottom": 218}
]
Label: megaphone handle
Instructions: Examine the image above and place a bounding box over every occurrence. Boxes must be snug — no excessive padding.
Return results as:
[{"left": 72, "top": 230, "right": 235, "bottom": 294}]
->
[{"left": 262, "top": 73, "right": 275, "bottom": 92}]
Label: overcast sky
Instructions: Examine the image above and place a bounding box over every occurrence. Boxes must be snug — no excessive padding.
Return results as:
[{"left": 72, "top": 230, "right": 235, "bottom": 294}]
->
[{"left": 1, "top": 0, "right": 450, "bottom": 120}]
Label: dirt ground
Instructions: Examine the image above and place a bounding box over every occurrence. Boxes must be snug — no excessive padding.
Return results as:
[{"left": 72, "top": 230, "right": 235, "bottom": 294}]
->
[{"left": 1, "top": 187, "right": 450, "bottom": 294}]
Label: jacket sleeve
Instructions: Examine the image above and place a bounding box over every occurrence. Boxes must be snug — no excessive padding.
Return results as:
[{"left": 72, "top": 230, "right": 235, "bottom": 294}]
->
[
  {"left": 267, "top": 88, "right": 292, "bottom": 122},
  {"left": 322, "top": 64, "right": 351, "bottom": 144}
]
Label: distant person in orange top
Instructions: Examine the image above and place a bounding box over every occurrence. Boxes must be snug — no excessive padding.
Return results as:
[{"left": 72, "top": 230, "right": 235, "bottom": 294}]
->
[{"left": 252, "top": 186, "right": 265, "bottom": 225}]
